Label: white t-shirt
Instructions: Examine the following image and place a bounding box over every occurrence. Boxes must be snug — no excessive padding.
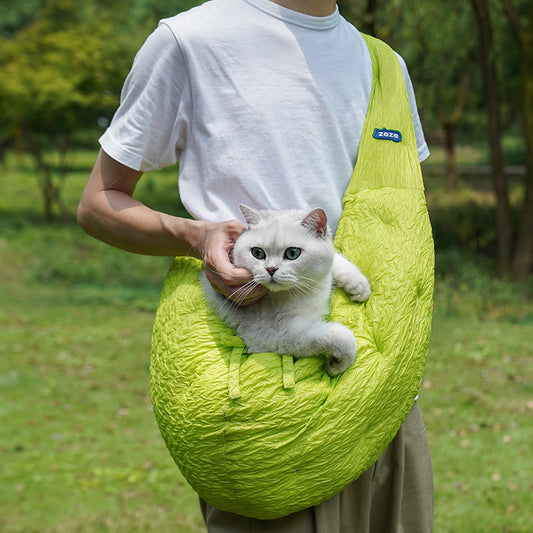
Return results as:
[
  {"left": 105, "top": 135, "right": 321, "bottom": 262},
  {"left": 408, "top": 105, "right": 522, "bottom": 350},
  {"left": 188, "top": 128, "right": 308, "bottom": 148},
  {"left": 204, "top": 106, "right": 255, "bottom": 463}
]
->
[{"left": 100, "top": 0, "right": 429, "bottom": 231}]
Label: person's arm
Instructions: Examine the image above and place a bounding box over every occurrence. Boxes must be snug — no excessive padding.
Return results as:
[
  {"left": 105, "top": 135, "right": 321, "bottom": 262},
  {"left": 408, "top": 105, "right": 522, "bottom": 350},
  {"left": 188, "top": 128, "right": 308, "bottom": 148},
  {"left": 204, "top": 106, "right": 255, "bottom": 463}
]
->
[{"left": 77, "top": 149, "right": 265, "bottom": 303}]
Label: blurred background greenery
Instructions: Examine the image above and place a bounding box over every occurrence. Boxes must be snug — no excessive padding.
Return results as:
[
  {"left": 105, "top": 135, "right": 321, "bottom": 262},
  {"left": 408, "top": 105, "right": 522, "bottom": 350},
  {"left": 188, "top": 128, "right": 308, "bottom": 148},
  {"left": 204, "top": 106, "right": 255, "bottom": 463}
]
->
[{"left": 1, "top": 0, "right": 532, "bottom": 531}]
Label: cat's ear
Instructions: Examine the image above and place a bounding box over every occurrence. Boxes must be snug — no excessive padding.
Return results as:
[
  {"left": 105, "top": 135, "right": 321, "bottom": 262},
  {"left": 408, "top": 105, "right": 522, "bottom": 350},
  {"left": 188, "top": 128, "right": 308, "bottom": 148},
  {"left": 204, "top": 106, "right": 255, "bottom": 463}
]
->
[
  {"left": 302, "top": 208, "right": 328, "bottom": 238},
  {"left": 239, "top": 204, "right": 260, "bottom": 226}
]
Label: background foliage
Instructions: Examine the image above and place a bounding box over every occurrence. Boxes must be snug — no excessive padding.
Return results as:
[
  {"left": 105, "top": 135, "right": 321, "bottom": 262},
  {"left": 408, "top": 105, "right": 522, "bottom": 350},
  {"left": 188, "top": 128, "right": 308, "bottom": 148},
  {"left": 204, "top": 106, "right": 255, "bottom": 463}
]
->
[{"left": 1, "top": 0, "right": 531, "bottom": 273}]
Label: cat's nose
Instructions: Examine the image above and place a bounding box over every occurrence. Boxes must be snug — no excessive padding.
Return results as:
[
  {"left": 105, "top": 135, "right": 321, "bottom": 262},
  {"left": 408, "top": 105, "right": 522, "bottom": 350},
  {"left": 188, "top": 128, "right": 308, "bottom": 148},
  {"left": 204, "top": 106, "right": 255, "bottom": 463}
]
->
[{"left": 266, "top": 267, "right": 278, "bottom": 277}]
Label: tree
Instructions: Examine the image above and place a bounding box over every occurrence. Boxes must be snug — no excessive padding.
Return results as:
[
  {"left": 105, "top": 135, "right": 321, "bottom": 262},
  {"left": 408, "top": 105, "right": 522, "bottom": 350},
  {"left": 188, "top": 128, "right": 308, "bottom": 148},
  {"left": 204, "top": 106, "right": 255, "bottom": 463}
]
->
[
  {"left": 401, "top": 3, "right": 477, "bottom": 192},
  {"left": 470, "top": 0, "right": 532, "bottom": 277},
  {"left": 0, "top": 0, "right": 205, "bottom": 220},
  {"left": 469, "top": 0, "right": 514, "bottom": 275},
  {"left": 0, "top": 0, "right": 140, "bottom": 220},
  {"left": 498, "top": 0, "right": 533, "bottom": 277}
]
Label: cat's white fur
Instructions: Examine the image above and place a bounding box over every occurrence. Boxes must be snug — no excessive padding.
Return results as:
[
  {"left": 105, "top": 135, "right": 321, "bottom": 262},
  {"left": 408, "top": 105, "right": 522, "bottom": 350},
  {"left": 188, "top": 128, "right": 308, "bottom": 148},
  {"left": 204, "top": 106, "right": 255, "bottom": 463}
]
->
[{"left": 201, "top": 205, "right": 371, "bottom": 376}]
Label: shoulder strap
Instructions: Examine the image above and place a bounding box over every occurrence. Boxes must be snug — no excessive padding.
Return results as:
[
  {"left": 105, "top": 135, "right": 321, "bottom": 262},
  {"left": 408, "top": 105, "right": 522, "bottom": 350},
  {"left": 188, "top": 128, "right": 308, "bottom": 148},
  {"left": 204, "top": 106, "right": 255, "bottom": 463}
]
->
[{"left": 344, "top": 34, "right": 424, "bottom": 196}]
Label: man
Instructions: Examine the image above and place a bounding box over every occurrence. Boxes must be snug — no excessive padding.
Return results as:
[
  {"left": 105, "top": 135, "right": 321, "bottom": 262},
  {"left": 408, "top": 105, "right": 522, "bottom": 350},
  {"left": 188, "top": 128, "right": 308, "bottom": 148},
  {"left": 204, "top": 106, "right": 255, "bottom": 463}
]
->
[{"left": 78, "top": 0, "right": 433, "bottom": 530}]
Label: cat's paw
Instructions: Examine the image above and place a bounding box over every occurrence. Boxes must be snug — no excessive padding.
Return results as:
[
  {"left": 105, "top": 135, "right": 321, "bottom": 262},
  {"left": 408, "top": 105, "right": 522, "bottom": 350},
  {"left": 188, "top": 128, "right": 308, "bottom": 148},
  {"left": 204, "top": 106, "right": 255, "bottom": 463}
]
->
[
  {"left": 343, "top": 272, "right": 371, "bottom": 302},
  {"left": 326, "top": 353, "right": 355, "bottom": 377},
  {"left": 323, "top": 323, "right": 357, "bottom": 377},
  {"left": 332, "top": 254, "right": 371, "bottom": 302}
]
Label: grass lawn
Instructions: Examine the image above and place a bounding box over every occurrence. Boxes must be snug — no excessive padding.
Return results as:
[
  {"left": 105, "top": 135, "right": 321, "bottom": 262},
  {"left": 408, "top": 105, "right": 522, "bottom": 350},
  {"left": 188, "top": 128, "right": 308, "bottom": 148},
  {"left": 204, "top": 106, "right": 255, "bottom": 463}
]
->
[{"left": 1, "top": 149, "right": 532, "bottom": 532}]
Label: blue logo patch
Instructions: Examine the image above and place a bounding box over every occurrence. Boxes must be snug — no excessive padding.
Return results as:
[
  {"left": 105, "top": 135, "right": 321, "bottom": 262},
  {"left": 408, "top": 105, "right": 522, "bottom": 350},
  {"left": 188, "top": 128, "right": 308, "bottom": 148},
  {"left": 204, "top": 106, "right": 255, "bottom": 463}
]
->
[{"left": 373, "top": 128, "right": 402, "bottom": 143}]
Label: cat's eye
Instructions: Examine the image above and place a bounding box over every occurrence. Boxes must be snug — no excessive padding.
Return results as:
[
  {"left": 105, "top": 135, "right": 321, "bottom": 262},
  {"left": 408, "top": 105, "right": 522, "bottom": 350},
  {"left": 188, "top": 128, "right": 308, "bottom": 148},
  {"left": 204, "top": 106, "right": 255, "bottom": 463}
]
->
[
  {"left": 284, "top": 247, "right": 301, "bottom": 260},
  {"left": 251, "top": 247, "right": 266, "bottom": 260}
]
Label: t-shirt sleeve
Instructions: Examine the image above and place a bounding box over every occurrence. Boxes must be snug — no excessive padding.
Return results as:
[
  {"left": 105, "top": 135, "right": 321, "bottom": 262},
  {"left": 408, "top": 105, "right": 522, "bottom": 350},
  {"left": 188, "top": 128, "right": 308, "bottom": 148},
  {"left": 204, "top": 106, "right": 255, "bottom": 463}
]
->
[
  {"left": 395, "top": 53, "right": 430, "bottom": 163},
  {"left": 99, "top": 23, "right": 190, "bottom": 172}
]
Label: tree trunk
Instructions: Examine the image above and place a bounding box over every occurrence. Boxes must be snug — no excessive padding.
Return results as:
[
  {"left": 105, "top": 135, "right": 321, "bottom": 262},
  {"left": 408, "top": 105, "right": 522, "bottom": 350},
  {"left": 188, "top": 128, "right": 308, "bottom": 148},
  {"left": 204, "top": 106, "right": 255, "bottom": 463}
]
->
[
  {"left": 470, "top": 0, "right": 514, "bottom": 276},
  {"left": 24, "top": 128, "right": 68, "bottom": 222},
  {"left": 27, "top": 135, "right": 56, "bottom": 222},
  {"left": 436, "top": 70, "right": 471, "bottom": 192},
  {"left": 509, "top": 0, "right": 533, "bottom": 277}
]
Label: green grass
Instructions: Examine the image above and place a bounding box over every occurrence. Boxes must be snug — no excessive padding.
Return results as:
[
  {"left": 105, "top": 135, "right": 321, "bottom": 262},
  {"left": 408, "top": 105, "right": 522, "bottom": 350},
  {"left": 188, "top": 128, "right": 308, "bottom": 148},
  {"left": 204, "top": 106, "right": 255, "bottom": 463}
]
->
[
  {"left": 1, "top": 149, "right": 532, "bottom": 532},
  {"left": 1, "top": 151, "right": 204, "bottom": 532},
  {"left": 426, "top": 272, "right": 532, "bottom": 532},
  {"left": 1, "top": 279, "right": 204, "bottom": 532}
]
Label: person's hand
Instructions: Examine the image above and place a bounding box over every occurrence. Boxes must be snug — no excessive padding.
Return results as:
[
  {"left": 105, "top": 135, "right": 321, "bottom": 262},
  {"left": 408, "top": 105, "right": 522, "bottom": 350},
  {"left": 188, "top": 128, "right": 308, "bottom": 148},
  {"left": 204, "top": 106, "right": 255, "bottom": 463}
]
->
[{"left": 199, "top": 220, "right": 267, "bottom": 306}]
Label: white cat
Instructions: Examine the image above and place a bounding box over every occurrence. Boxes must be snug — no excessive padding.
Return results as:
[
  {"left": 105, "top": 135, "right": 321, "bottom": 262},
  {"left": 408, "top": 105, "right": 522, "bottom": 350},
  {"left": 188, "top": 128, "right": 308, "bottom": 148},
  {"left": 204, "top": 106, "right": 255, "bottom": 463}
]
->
[{"left": 201, "top": 205, "right": 371, "bottom": 376}]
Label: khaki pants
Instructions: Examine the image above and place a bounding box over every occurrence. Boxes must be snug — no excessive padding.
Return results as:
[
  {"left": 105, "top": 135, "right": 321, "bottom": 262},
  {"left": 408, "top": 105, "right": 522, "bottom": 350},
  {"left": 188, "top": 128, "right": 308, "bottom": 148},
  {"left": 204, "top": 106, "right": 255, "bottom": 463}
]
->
[{"left": 200, "top": 402, "right": 433, "bottom": 533}]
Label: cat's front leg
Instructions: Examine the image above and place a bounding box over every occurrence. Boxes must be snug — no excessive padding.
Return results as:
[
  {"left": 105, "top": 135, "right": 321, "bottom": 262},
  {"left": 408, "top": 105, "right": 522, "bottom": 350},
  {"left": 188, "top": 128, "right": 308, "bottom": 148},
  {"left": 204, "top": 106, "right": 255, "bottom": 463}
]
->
[
  {"left": 288, "top": 319, "right": 357, "bottom": 377},
  {"left": 321, "top": 322, "right": 357, "bottom": 377},
  {"left": 332, "top": 253, "right": 371, "bottom": 302}
]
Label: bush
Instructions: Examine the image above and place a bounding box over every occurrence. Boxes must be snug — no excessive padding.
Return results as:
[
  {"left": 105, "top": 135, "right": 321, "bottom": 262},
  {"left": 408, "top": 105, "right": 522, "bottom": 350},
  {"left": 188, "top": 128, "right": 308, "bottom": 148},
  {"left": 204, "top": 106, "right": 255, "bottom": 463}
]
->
[{"left": 434, "top": 248, "right": 533, "bottom": 320}]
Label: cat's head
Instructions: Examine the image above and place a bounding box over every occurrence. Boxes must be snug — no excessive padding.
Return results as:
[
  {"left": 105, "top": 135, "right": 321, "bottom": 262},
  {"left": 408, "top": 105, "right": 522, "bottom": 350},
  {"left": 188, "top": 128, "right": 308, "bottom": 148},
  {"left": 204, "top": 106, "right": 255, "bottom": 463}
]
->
[{"left": 232, "top": 205, "right": 335, "bottom": 293}]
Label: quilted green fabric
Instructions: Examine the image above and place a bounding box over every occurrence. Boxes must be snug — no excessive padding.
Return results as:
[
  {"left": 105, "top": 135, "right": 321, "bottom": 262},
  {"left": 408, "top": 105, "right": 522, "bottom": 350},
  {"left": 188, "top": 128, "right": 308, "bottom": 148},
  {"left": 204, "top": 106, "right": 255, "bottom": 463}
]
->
[{"left": 150, "top": 35, "right": 434, "bottom": 520}]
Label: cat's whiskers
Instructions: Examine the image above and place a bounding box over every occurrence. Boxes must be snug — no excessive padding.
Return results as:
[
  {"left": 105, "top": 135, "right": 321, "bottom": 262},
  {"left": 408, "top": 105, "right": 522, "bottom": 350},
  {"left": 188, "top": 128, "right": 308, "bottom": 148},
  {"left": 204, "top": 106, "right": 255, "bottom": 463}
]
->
[
  {"left": 230, "top": 280, "right": 260, "bottom": 304},
  {"left": 217, "top": 280, "right": 262, "bottom": 320},
  {"left": 291, "top": 277, "right": 323, "bottom": 297}
]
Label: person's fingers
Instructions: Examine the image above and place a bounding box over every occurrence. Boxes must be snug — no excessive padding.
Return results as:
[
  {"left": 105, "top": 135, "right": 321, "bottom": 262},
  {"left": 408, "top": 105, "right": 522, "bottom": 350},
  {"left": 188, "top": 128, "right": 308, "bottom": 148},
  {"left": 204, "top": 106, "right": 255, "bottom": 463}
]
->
[
  {"left": 200, "top": 219, "right": 268, "bottom": 305},
  {"left": 201, "top": 220, "right": 248, "bottom": 279},
  {"left": 205, "top": 248, "right": 252, "bottom": 285}
]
